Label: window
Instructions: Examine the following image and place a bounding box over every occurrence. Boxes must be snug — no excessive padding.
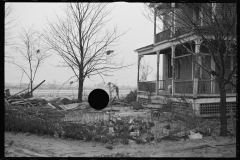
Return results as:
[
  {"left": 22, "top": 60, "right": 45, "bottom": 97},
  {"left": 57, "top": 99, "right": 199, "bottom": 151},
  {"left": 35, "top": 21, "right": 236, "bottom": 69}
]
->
[{"left": 167, "top": 54, "right": 172, "bottom": 78}]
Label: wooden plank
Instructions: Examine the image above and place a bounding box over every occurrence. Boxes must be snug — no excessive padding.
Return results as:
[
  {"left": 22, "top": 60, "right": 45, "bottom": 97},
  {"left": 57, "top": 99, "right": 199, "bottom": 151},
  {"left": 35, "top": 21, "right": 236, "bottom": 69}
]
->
[
  {"left": 17, "top": 95, "right": 35, "bottom": 107},
  {"left": 173, "top": 53, "right": 192, "bottom": 59}
]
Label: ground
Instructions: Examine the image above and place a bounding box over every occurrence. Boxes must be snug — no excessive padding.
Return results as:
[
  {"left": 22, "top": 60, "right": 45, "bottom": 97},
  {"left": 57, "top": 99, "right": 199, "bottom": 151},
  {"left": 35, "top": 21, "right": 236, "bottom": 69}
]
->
[{"left": 5, "top": 131, "right": 236, "bottom": 157}]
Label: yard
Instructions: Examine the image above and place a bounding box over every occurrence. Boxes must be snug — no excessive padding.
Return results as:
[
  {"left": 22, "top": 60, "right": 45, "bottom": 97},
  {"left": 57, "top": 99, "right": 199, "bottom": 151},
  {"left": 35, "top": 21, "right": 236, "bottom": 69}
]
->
[{"left": 5, "top": 131, "right": 236, "bottom": 157}]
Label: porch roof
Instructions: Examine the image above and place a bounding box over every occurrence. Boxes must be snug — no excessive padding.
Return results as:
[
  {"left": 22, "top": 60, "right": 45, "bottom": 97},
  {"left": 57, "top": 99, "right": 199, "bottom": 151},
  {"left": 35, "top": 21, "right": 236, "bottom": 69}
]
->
[
  {"left": 134, "top": 44, "right": 154, "bottom": 52},
  {"left": 134, "top": 33, "right": 200, "bottom": 55}
]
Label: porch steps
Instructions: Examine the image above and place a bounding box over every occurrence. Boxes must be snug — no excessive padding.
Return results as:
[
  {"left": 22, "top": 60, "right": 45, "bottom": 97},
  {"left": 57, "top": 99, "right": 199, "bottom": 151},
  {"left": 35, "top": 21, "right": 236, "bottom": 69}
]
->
[
  {"left": 151, "top": 95, "right": 170, "bottom": 105},
  {"left": 138, "top": 95, "right": 171, "bottom": 109}
]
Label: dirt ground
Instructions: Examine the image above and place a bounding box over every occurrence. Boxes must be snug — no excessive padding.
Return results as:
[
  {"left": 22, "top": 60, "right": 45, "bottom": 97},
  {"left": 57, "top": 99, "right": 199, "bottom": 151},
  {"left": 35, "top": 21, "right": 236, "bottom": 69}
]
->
[{"left": 4, "top": 131, "right": 236, "bottom": 157}]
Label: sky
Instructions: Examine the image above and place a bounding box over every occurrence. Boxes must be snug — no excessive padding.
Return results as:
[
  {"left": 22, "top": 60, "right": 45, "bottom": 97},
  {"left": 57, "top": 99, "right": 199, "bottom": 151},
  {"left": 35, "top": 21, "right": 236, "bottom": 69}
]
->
[{"left": 5, "top": 2, "right": 163, "bottom": 87}]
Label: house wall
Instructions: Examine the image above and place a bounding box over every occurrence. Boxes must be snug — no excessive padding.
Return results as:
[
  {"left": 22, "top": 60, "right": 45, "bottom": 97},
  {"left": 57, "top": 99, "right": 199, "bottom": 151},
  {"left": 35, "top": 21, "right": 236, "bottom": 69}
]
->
[{"left": 160, "top": 3, "right": 236, "bottom": 32}]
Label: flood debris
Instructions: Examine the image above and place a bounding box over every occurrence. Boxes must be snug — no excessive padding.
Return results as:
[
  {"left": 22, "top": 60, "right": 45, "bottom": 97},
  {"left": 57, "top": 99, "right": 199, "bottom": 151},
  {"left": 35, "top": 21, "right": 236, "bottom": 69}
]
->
[
  {"left": 4, "top": 87, "right": 236, "bottom": 146},
  {"left": 188, "top": 131, "right": 203, "bottom": 140}
]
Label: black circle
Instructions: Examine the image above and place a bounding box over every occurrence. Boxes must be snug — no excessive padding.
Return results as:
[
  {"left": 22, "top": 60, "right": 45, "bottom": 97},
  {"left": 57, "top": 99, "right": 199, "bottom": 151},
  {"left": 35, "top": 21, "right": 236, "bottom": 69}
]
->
[{"left": 88, "top": 89, "right": 109, "bottom": 110}]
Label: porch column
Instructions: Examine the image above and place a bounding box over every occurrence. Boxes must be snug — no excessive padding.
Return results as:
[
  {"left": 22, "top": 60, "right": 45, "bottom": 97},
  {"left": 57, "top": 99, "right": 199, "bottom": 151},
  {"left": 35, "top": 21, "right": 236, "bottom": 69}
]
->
[
  {"left": 194, "top": 38, "right": 203, "bottom": 79},
  {"left": 156, "top": 51, "right": 160, "bottom": 95},
  {"left": 211, "top": 56, "right": 216, "bottom": 93},
  {"left": 193, "top": 38, "right": 202, "bottom": 98},
  {"left": 137, "top": 55, "right": 143, "bottom": 101},
  {"left": 171, "top": 45, "right": 176, "bottom": 96}
]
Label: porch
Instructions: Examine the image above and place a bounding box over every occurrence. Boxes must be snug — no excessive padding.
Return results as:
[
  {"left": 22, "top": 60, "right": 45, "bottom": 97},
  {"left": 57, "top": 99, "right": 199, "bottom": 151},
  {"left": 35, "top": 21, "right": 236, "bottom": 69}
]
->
[{"left": 137, "top": 78, "right": 236, "bottom": 98}]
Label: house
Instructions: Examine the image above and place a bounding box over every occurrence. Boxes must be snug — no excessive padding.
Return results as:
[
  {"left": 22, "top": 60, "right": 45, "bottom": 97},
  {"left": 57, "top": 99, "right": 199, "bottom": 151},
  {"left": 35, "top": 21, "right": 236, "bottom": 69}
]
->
[{"left": 134, "top": 3, "right": 236, "bottom": 117}]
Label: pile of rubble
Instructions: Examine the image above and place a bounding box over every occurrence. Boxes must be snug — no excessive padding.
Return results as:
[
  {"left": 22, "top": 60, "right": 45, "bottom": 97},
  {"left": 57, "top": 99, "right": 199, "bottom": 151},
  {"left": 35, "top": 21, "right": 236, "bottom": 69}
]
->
[{"left": 4, "top": 89, "right": 91, "bottom": 111}]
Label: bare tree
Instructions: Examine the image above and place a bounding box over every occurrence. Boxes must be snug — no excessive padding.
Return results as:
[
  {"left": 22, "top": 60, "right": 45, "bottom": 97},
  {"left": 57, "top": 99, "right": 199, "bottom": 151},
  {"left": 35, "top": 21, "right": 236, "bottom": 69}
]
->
[
  {"left": 11, "top": 26, "right": 50, "bottom": 97},
  {"left": 43, "top": 3, "right": 129, "bottom": 102},
  {"left": 5, "top": 3, "right": 15, "bottom": 46},
  {"left": 5, "top": 3, "right": 18, "bottom": 62},
  {"left": 144, "top": 3, "right": 237, "bottom": 136}
]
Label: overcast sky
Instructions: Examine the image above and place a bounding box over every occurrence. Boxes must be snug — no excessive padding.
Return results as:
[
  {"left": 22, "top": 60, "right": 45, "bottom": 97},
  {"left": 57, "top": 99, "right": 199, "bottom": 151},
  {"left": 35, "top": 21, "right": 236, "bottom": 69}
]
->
[{"left": 5, "top": 2, "right": 163, "bottom": 87}]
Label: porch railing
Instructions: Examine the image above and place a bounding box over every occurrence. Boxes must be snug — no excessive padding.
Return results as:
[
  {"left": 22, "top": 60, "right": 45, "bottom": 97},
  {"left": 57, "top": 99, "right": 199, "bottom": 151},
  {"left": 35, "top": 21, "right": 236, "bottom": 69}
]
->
[
  {"left": 159, "top": 80, "right": 165, "bottom": 90},
  {"left": 155, "top": 29, "right": 171, "bottom": 43},
  {"left": 155, "top": 27, "right": 192, "bottom": 44},
  {"left": 198, "top": 80, "right": 212, "bottom": 94},
  {"left": 174, "top": 80, "right": 194, "bottom": 94},
  {"left": 138, "top": 81, "right": 156, "bottom": 93},
  {"left": 198, "top": 79, "right": 236, "bottom": 94},
  {"left": 174, "top": 78, "right": 236, "bottom": 95}
]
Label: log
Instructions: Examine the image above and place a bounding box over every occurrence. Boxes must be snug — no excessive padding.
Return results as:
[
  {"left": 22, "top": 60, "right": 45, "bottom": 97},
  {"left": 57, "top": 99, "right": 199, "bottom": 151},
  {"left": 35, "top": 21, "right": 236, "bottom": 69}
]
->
[
  {"left": 29, "top": 80, "right": 45, "bottom": 94},
  {"left": 17, "top": 95, "right": 35, "bottom": 107}
]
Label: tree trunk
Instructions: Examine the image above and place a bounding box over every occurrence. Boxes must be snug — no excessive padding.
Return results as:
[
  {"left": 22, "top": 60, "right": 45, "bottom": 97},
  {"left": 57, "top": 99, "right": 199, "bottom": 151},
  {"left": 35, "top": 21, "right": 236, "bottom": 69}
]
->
[
  {"left": 30, "top": 80, "right": 33, "bottom": 97},
  {"left": 78, "top": 79, "right": 84, "bottom": 102},
  {"left": 219, "top": 80, "right": 227, "bottom": 136}
]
